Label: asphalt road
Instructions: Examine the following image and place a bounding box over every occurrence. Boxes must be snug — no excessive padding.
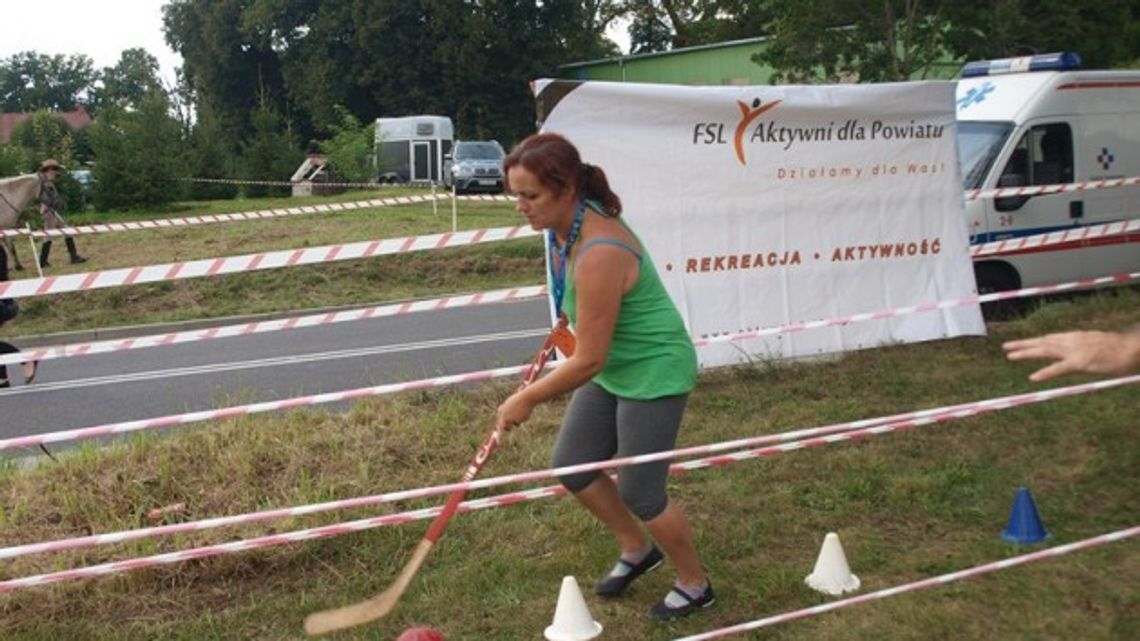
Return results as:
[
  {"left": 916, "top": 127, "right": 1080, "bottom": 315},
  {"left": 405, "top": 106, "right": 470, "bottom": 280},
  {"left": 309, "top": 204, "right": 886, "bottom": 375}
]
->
[{"left": 0, "top": 298, "right": 551, "bottom": 455}]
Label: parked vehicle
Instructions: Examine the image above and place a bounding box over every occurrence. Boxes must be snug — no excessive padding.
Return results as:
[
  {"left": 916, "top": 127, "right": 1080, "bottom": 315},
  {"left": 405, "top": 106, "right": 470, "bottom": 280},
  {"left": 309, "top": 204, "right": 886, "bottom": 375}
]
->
[
  {"left": 444, "top": 140, "right": 505, "bottom": 193},
  {"left": 955, "top": 52, "right": 1140, "bottom": 298},
  {"left": 374, "top": 115, "right": 454, "bottom": 184}
]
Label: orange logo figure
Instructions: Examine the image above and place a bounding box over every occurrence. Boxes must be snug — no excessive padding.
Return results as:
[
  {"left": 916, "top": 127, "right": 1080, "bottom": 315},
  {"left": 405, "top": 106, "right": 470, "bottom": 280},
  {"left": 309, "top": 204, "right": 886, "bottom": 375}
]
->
[{"left": 734, "top": 98, "right": 782, "bottom": 165}]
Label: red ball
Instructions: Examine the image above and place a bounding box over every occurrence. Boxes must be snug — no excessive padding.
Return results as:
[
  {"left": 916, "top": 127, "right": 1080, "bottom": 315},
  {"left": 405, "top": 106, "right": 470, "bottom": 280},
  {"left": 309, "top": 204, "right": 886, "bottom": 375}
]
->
[{"left": 396, "top": 626, "right": 446, "bottom": 641}]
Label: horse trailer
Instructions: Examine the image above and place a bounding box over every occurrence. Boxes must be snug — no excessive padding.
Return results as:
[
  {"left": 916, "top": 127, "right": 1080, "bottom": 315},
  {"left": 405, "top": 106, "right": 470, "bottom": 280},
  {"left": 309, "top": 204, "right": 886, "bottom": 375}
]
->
[{"left": 374, "top": 115, "right": 454, "bottom": 184}]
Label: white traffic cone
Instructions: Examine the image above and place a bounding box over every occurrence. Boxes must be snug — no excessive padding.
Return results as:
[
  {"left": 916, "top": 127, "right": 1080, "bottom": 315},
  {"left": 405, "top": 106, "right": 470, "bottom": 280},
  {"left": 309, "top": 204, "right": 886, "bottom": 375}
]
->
[
  {"left": 544, "top": 576, "right": 603, "bottom": 641},
  {"left": 804, "top": 532, "right": 861, "bottom": 595}
]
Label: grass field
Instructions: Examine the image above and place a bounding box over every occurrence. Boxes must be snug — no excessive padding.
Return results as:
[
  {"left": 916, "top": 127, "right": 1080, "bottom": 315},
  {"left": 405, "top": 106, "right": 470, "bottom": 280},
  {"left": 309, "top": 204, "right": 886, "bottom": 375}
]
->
[
  {"left": 1, "top": 187, "right": 1137, "bottom": 638},
  {"left": 3, "top": 187, "right": 543, "bottom": 337},
  {"left": 1, "top": 284, "right": 1136, "bottom": 640}
]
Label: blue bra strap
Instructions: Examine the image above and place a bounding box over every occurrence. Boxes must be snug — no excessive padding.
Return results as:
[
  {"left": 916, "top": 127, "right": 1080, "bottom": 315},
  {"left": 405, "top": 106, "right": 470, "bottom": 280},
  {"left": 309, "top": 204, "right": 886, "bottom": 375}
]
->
[{"left": 576, "top": 238, "right": 643, "bottom": 262}]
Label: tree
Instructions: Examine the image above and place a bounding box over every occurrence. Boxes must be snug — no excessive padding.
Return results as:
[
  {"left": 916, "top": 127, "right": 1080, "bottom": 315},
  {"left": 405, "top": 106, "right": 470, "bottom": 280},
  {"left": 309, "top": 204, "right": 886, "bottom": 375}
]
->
[
  {"left": 96, "top": 48, "right": 168, "bottom": 112},
  {"left": 620, "top": 0, "right": 772, "bottom": 53},
  {"left": 8, "top": 113, "right": 88, "bottom": 211},
  {"left": 239, "top": 0, "right": 356, "bottom": 135},
  {"left": 239, "top": 99, "right": 302, "bottom": 198},
  {"left": 165, "top": 1, "right": 622, "bottom": 151},
  {"left": 0, "top": 145, "right": 31, "bottom": 178},
  {"left": 942, "top": 0, "right": 1140, "bottom": 70},
  {"left": 88, "top": 94, "right": 185, "bottom": 210},
  {"left": 756, "top": 0, "right": 1140, "bottom": 84},
  {"left": 626, "top": 0, "right": 675, "bottom": 53},
  {"left": 183, "top": 115, "right": 240, "bottom": 201},
  {"left": 163, "top": 0, "right": 291, "bottom": 150},
  {"left": 9, "top": 112, "right": 74, "bottom": 170},
  {"left": 757, "top": 0, "right": 951, "bottom": 83},
  {"left": 0, "top": 52, "right": 97, "bottom": 111},
  {"left": 316, "top": 106, "right": 375, "bottom": 183}
]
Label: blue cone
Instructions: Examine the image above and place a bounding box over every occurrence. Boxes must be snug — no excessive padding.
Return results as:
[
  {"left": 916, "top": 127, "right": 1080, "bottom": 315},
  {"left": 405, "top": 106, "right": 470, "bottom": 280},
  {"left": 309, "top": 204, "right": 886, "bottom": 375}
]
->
[{"left": 1001, "top": 486, "right": 1051, "bottom": 544}]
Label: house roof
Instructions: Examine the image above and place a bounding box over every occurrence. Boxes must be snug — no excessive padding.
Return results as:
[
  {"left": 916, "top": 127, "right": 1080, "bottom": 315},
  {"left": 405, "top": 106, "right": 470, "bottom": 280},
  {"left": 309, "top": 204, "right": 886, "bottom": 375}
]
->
[{"left": 0, "top": 106, "right": 94, "bottom": 144}]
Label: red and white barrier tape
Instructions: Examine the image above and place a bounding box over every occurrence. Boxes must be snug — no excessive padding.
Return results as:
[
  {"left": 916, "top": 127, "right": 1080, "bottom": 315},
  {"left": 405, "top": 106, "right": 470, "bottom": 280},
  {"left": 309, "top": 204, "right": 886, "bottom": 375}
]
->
[
  {"left": 178, "top": 176, "right": 398, "bottom": 189},
  {"left": 0, "top": 361, "right": 555, "bottom": 452},
  {"left": 176, "top": 180, "right": 516, "bottom": 198},
  {"left": 971, "top": 217, "right": 1140, "bottom": 258},
  {"left": 676, "top": 526, "right": 1140, "bottom": 640},
  {"left": 0, "top": 285, "right": 547, "bottom": 367},
  {"left": 1, "top": 209, "right": 1128, "bottom": 305},
  {"left": 454, "top": 194, "right": 513, "bottom": 203},
  {"left": 1, "top": 235, "right": 1133, "bottom": 368},
  {"left": 0, "top": 194, "right": 437, "bottom": 240},
  {"left": 965, "top": 175, "right": 1140, "bottom": 201},
  {"left": 0, "top": 484, "right": 569, "bottom": 592},
  {"left": 693, "top": 270, "right": 1139, "bottom": 345},
  {"left": 179, "top": 174, "right": 1140, "bottom": 200},
  {"left": 0, "top": 225, "right": 540, "bottom": 300},
  {"left": 4, "top": 175, "right": 1134, "bottom": 242},
  {"left": 0, "top": 218, "right": 1126, "bottom": 364},
  {"left": 3, "top": 374, "right": 1134, "bottom": 562},
  {"left": 3, "top": 375, "right": 1135, "bottom": 590},
  {"left": 5, "top": 268, "right": 1137, "bottom": 448},
  {"left": 0, "top": 192, "right": 513, "bottom": 240}
]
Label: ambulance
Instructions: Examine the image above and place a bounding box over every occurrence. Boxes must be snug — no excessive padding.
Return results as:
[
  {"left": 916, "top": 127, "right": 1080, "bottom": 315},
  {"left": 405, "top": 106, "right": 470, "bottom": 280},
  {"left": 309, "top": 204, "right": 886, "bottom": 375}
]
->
[{"left": 954, "top": 52, "right": 1140, "bottom": 296}]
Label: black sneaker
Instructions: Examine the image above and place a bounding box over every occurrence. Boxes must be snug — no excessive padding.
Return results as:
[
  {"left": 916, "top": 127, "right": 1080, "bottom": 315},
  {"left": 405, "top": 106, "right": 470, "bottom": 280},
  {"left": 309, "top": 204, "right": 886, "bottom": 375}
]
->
[
  {"left": 70, "top": 256, "right": 87, "bottom": 264},
  {"left": 650, "top": 581, "right": 716, "bottom": 620},
  {"left": 595, "top": 545, "right": 664, "bottom": 597}
]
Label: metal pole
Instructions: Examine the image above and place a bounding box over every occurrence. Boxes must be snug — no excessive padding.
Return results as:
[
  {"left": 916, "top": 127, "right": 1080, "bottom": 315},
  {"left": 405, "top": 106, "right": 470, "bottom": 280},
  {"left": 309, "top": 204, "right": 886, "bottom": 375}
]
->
[{"left": 27, "top": 224, "right": 42, "bottom": 278}]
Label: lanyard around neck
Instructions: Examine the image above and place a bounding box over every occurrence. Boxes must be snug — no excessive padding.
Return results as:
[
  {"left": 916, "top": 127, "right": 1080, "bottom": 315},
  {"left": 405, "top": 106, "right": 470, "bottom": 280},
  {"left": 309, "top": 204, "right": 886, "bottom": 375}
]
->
[{"left": 547, "top": 199, "right": 586, "bottom": 318}]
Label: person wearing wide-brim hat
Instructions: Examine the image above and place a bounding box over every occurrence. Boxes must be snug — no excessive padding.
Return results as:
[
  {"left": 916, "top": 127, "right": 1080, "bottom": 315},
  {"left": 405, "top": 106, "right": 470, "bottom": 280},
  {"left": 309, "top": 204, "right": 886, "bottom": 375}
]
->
[
  {"left": 35, "top": 158, "right": 86, "bottom": 267},
  {"left": 38, "top": 159, "right": 64, "bottom": 173}
]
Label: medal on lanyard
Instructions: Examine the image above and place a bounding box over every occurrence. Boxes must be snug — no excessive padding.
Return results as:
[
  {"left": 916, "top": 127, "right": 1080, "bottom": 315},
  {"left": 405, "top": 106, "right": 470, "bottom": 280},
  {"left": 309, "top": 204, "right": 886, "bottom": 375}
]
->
[
  {"left": 547, "top": 199, "right": 586, "bottom": 318},
  {"left": 550, "top": 313, "right": 576, "bottom": 356}
]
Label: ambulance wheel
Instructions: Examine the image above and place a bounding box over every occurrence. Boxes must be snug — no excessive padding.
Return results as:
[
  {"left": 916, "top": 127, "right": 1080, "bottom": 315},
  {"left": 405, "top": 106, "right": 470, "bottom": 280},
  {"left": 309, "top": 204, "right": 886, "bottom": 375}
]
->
[{"left": 974, "top": 262, "right": 1024, "bottom": 321}]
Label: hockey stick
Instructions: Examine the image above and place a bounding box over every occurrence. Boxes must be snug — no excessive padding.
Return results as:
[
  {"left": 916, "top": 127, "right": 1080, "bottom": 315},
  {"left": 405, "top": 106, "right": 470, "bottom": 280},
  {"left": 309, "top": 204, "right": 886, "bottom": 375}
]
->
[{"left": 303, "top": 320, "right": 572, "bottom": 635}]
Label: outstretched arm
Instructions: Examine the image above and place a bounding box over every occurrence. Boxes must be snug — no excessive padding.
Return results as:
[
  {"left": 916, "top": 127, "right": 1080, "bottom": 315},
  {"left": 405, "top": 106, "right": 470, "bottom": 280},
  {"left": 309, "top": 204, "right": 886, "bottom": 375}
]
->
[{"left": 1003, "top": 327, "right": 1140, "bottom": 382}]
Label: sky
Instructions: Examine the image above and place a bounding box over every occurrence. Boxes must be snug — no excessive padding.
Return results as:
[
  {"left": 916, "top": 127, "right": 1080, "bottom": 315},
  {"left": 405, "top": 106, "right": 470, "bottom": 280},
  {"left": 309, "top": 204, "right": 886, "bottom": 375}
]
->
[
  {"left": 0, "top": 2, "right": 628, "bottom": 89},
  {"left": 606, "top": 16, "right": 632, "bottom": 55},
  {"left": 0, "top": 0, "right": 182, "bottom": 85}
]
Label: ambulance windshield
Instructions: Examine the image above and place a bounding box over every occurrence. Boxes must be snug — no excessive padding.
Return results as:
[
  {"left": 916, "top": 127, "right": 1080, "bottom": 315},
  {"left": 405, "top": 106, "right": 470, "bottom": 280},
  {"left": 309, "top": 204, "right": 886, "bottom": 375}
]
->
[{"left": 957, "top": 121, "right": 1013, "bottom": 189}]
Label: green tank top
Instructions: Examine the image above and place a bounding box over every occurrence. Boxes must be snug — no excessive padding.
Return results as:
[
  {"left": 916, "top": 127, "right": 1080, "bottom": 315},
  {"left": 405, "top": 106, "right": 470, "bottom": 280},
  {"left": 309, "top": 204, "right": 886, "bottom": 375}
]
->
[{"left": 563, "top": 231, "right": 697, "bottom": 400}]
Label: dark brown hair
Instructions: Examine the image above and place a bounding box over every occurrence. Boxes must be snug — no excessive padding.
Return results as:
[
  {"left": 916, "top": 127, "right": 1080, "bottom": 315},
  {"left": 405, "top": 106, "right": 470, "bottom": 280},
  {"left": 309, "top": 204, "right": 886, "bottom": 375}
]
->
[{"left": 503, "top": 133, "right": 622, "bottom": 216}]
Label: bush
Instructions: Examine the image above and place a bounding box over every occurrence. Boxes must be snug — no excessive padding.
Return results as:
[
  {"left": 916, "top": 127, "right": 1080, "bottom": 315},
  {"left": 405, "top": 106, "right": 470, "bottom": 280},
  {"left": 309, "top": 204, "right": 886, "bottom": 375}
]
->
[
  {"left": 88, "top": 93, "right": 185, "bottom": 210},
  {"left": 0, "top": 144, "right": 30, "bottom": 177},
  {"left": 9, "top": 111, "right": 73, "bottom": 170},
  {"left": 183, "top": 118, "right": 240, "bottom": 201},
  {"left": 316, "top": 105, "right": 375, "bottom": 184},
  {"left": 239, "top": 103, "right": 302, "bottom": 199}
]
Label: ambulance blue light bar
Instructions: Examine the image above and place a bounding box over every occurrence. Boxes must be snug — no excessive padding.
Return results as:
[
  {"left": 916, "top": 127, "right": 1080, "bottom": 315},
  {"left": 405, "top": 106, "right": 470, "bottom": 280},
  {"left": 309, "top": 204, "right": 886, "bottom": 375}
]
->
[{"left": 961, "top": 52, "right": 1082, "bottom": 78}]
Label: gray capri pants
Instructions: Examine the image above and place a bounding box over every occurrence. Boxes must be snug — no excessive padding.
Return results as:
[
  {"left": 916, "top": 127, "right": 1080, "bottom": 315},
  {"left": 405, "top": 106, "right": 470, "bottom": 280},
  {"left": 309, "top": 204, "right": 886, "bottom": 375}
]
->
[{"left": 552, "top": 381, "right": 689, "bottom": 521}]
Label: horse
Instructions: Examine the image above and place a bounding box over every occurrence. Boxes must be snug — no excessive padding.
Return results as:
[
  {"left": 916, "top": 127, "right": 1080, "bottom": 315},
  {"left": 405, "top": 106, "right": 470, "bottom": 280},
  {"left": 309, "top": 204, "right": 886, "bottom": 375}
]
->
[{"left": 0, "top": 173, "right": 42, "bottom": 272}]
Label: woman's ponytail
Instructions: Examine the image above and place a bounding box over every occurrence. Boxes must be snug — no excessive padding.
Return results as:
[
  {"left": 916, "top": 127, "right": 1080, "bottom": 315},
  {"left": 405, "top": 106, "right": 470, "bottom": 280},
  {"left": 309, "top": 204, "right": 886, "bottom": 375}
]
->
[{"left": 581, "top": 163, "right": 622, "bottom": 216}]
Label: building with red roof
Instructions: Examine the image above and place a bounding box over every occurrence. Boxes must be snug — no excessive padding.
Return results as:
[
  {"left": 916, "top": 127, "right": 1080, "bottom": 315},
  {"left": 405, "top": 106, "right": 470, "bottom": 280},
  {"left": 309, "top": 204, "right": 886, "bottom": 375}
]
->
[{"left": 0, "top": 106, "right": 94, "bottom": 144}]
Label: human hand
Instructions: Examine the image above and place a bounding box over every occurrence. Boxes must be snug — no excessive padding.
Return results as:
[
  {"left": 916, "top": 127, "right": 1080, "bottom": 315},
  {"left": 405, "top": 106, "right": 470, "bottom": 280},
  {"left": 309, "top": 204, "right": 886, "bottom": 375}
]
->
[
  {"left": 496, "top": 390, "right": 536, "bottom": 431},
  {"left": 1002, "top": 330, "right": 1140, "bottom": 382}
]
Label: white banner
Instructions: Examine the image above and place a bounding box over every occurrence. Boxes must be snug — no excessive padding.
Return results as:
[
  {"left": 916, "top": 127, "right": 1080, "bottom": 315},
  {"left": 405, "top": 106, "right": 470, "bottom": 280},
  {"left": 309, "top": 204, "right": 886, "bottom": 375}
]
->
[{"left": 535, "top": 79, "right": 985, "bottom": 367}]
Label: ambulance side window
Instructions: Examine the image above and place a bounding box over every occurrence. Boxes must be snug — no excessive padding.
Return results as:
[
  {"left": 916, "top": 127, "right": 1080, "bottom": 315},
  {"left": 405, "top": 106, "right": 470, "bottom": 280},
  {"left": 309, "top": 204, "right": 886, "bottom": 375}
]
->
[
  {"left": 1029, "top": 123, "right": 1074, "bottom": 185},
  {"left": 998, "top": 138, "right": 1030, "bottom": 188}
]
